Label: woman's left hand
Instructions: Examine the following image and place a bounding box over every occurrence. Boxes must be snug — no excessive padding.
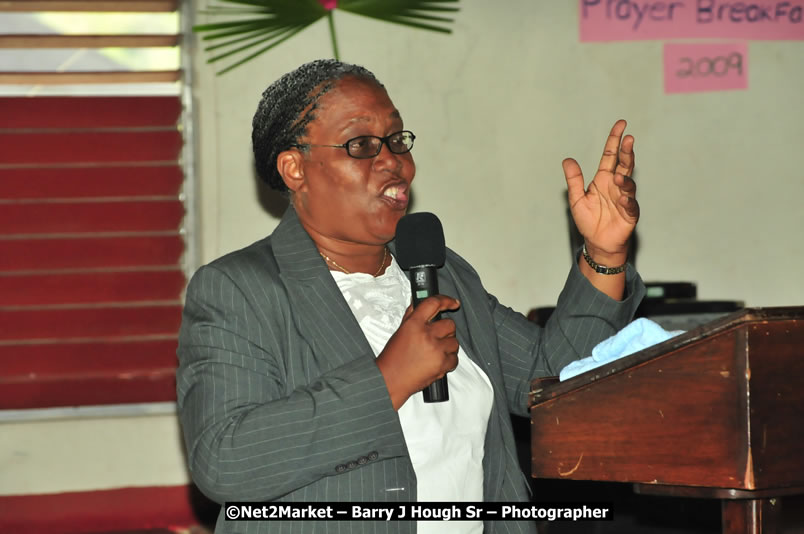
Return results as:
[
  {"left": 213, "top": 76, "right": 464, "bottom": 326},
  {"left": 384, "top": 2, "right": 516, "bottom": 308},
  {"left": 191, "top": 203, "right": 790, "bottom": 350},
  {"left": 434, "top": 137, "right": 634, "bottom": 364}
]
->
[{"left": 562, "top": 119, "right": 639, "bottom": 265}]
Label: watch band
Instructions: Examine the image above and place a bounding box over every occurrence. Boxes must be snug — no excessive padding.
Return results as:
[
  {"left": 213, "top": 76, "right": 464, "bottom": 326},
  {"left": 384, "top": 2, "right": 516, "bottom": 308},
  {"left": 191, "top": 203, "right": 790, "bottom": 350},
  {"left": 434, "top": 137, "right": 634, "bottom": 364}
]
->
[{"left": 582, "top": 244, "right": 626, "bottom": 275}]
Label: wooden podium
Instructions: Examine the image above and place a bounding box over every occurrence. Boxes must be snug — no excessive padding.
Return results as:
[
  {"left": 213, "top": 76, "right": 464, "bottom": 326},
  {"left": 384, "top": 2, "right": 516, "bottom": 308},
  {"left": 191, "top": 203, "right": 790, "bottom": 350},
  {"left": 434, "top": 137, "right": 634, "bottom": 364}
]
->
[{"left": 529, "top": 307, "right": 804, "bottom": 534}]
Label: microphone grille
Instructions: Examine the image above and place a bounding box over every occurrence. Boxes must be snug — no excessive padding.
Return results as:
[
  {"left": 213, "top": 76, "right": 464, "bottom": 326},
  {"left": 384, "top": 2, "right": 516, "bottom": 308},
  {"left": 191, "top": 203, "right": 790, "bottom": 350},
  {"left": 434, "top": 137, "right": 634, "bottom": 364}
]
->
[{"left": 394, "top": 212, "right": 446, "bottom": 270}]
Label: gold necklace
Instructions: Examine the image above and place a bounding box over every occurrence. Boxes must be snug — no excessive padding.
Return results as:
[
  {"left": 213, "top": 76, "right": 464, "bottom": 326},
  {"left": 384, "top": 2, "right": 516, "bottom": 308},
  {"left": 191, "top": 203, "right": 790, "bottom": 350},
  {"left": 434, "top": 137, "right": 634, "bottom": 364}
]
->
[{"left": 320, "top": 247, "right": 388, "bottom": 277}]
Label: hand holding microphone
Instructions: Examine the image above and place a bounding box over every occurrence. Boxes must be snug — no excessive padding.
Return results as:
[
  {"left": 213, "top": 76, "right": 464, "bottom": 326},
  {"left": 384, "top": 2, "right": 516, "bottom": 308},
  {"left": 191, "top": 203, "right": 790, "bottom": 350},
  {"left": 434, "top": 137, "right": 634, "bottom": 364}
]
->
[
  {"left": 377, "top": 294, "right": 460, "bottom": 410},
  {"left": 377, "top": 212, "right": 456, "bottom": 406}
]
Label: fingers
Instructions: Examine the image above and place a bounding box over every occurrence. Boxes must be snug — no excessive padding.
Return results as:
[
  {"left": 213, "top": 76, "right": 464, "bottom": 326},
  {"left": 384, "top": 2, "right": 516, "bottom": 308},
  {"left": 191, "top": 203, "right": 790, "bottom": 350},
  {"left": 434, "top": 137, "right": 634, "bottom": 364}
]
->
[
  {"left": 438, "top": 338, "right": 460, "bottom": 377},
  {"left": 406, "top": 294, "right": 460, "bottom": 352},
  {"left": 429, "top": 316, "right": 457, "bottom": 340},
  {"left": 562, "top": 157, "right": 586, "bottom": 207},
  {"left": 378, "top": 295, "right": 461, "bottom": 409},
  {"left": 616, "top": 134, "right": 635, "bottom": 177},
  {"left": 441, "top": 351, "right": 460, "bottom": 378},
  {"left": 618, "top": 191, "right": 640, "bottom": 220},
  {"left": 613, "top": 172, "right": 637, "bottom": 195},
  {"left": 428, "top": 313, "right": 459, "bottom": 376},
  {"left": 597, "top": 119, "right": 627, "bottom": 173},
  {"left": 410, "top": 294, "right": 460, "bottom": 323},
  {"left": 410, "top": 295, "right": 458, "bottom": 344},
  {"left": 614, "top": 173, "right": 640, "bottom": 220}
]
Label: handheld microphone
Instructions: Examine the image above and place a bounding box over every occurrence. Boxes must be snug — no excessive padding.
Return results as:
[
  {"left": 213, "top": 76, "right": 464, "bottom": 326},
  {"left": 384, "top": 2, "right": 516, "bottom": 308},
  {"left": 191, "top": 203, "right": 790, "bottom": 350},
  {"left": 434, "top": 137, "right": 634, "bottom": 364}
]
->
[{"left": 395, "top": 212, "right": 449, "bottom": 403}]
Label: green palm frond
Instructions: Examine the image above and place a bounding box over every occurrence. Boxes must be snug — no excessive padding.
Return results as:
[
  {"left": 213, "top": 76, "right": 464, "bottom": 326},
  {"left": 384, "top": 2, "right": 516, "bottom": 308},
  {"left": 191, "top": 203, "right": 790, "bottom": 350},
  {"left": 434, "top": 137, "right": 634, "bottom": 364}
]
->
[
  {"left": 194, "top": 0, "right": 327, "bottom": 74},
  {"left": 337, "top": 0, "right": 459, "bottom": 33},
  {"left": 193, "top": 0, "right": 460, "bottom": 74}
]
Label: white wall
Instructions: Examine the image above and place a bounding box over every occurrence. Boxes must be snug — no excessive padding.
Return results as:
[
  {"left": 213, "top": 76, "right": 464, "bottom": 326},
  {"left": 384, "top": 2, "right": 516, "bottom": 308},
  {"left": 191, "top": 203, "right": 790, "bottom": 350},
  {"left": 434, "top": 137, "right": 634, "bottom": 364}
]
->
[
  {"left": 7, "top": 0, "right": 799, "bottom": 501},
  {"left": 193, "top": 1, "right": 804, "bottom": 312},
  {"left": 0, "top": 406, "right": 189, "bottom": 496}
]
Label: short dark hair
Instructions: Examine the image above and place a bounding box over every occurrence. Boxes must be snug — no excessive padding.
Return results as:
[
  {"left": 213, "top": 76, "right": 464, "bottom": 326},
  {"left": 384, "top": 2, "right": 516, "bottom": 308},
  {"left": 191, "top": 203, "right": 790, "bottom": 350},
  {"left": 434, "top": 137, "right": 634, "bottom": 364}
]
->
[{"left": 252, "top": 59, "right": 384, "bottom": 192}]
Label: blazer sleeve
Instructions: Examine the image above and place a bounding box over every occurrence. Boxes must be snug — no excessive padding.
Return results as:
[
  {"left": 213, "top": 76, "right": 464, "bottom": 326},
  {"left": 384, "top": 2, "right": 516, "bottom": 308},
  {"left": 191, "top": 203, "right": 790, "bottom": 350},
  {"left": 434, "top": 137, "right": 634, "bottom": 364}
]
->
[
  {"left": 176, "top": 264, "right": 409, "bottom": 504},
  {"left": 491, "top": 256, "right": 645, "bottom": 417}
]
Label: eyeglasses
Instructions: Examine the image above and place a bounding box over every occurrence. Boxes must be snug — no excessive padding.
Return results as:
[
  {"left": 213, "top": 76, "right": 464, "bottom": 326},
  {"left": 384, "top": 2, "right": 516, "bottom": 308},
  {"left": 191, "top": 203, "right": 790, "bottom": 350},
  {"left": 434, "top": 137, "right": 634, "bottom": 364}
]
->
[{"left": 292, "top": 130, "right": 415, "bottom": 159}]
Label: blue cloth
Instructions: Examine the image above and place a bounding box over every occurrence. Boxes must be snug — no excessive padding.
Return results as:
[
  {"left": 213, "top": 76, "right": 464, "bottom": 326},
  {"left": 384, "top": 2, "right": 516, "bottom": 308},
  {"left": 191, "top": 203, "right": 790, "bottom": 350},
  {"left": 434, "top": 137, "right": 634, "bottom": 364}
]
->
[{"left": 559, "top": 318, "right": 684, "bottom": 381}]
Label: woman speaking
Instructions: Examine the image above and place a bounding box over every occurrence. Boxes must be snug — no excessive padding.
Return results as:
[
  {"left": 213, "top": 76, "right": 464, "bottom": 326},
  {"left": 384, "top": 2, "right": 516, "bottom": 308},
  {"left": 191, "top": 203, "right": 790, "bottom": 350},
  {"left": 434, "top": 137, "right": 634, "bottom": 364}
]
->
[{"left": 177, "top": 59, "right": 645, "bottom": 534}]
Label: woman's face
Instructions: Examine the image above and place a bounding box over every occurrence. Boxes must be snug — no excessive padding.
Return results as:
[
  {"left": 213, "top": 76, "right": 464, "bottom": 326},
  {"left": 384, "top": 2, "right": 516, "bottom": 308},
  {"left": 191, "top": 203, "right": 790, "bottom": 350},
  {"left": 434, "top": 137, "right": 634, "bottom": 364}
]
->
[{"left": 288, "top": 76, "right": 416, "bottom": 247}]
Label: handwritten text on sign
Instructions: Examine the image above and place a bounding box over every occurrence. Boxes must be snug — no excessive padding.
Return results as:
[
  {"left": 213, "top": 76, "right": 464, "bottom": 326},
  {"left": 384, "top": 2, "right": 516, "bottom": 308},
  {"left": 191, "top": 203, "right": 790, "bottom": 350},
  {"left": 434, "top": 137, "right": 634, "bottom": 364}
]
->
[
  {"left": 580, "top": 0, "right": 804, "bottom": 41},
  {"left": 664, "top": 42, "right": 748, "bottom": 92}
]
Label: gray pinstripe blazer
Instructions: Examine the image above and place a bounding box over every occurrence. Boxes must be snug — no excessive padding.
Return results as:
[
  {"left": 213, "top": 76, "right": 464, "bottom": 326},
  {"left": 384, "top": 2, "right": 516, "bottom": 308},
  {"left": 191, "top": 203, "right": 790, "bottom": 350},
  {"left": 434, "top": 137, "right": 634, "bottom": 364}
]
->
[{"left": 176, "top": 207, "right": 644, "bottom": 534}]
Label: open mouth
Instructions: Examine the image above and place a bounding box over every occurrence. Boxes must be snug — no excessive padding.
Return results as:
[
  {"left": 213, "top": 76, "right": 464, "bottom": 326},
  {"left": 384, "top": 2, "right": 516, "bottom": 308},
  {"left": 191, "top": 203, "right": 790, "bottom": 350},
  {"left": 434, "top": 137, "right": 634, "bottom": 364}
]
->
[{"left": 381, "top": 183, "right": 409, "bottom": 208}]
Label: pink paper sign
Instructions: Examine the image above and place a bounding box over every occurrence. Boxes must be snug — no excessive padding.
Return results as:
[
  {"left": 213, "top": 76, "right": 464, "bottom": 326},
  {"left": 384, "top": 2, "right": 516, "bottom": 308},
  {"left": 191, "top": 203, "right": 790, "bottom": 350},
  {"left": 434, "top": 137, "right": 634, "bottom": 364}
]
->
[
  {"left": 664, "top": 42, "right": 748, "bottom": 92},
  {"left": 580, "top": 0, "right": 804, "bottom": 41}
]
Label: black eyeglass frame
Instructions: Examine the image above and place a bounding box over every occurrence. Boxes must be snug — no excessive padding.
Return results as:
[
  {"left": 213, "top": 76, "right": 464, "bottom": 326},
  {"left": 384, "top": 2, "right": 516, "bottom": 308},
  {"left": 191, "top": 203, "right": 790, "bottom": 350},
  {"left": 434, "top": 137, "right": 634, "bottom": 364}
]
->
[{"left": 290, "top": 130, "right": 416, "bottom": 159}]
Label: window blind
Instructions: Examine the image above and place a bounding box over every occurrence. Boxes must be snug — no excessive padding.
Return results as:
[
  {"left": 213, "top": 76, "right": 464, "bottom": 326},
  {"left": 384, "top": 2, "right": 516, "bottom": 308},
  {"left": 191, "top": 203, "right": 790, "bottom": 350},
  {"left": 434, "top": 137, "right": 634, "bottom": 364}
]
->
[{"left": 0, "top": 0, "right": 187, "bottom": 409}]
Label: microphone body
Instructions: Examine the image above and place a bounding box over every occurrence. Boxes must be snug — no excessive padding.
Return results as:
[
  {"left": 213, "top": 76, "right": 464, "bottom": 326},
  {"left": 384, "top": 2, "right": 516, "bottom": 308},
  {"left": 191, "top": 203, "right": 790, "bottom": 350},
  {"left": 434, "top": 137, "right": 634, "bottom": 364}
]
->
[
  {"left": 407, "top": 265, "right": 449, "bottom": 403},
  {"left": 395, "top": 212, "right": 449, "bottom": 403}
]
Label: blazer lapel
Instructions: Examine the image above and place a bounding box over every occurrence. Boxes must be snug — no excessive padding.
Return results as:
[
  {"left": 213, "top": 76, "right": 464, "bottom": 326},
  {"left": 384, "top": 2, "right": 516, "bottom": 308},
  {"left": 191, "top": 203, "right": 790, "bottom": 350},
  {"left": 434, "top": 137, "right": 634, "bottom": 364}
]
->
[
  {"left": 439, "top": 261, "right": 498, "bottom": 381},
  {"left": 272, "top": 207, "right": 375, "bottom": 372}
]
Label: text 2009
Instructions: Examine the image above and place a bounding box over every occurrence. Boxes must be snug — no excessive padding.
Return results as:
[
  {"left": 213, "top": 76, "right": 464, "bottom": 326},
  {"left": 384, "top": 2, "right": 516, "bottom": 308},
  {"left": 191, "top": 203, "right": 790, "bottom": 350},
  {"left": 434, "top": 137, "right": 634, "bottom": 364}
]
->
[{"left": 675, "top": 52, "right": 743, "bottom": 78}]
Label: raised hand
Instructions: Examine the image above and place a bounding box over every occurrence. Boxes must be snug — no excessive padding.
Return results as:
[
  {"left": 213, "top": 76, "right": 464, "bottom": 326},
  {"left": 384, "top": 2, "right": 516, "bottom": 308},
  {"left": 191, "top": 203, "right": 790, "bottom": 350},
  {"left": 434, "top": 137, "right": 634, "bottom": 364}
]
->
[
  {"left": 376, "top": 295, "right": 460, "bottom": 410},
  {"left": 562, "top": 119, "right": 639, "bottom": 266}
]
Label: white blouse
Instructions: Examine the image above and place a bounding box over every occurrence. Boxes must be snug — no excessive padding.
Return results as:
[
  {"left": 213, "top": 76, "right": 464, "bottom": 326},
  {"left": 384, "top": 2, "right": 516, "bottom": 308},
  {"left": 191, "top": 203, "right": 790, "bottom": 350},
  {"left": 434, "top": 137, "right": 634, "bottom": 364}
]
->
[{"left": 330, "top": 256, "right": 494, "bottom": 534}]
